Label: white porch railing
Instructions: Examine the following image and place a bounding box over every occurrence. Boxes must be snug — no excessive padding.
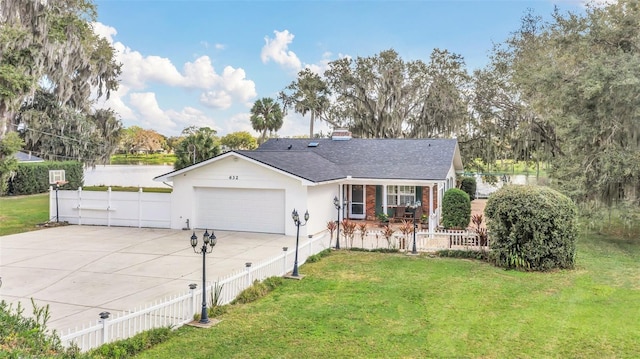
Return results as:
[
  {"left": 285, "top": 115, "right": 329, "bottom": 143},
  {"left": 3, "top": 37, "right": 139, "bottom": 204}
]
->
[
  {"left": 334, "top": 228, "right": 489, "bottom": 252},
  {"left": 60, "top": 233, "right": 330, "bottom": 352}
]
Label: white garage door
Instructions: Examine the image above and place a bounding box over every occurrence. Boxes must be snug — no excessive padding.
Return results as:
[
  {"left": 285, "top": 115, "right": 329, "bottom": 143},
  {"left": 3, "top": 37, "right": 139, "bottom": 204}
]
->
[{"left": 195, "top": 188, "right": 285, "bottom": 234}]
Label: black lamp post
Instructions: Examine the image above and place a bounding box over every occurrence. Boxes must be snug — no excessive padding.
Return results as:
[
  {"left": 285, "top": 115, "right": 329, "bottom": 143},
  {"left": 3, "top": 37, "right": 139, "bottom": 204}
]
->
[
  {"left": 291, "top": 209, "right": 309, "bottom": 277},
  {"left": 407, "top": 201, "right": 422, "bottom": 254},
  {"left": 190, "top": 229, "right": 217, "bottom": 324},
  {"left": 333, "top": 196, "right": 342, "bottom": 249}
]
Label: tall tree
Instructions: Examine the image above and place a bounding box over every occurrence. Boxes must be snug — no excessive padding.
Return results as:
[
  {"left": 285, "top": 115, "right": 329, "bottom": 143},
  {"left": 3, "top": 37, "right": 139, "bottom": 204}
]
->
[
  {"left": 220, "top": 131, "right": 258, "bottom": 151},
  {"left": 250, "top": 97, "right": 283, "bottom": 145},
  {"left": 323, "top": 49, "right": 471, "bottom": 139},
  {"left": 0, "top": 0, "right": 121, "bottom": 163},
  {"left": 118, "top": 126, "right": 166, "bottom": 154},
  {"left": 408, "top": 49, "right": 471, "bottom": 138},
  {"left": 280, "top": 68, "right": 331, "bottom": 138},
  {"left": 17, "top": 90, "right": 122, "bottom": 166},
  {"left": 0, "top": 132, "right": 23, "bottom": 195},
  {"left": 499, "top": 2, "right": 640, "bottom": 204},
  {"left": 174, "top": 126, "right": 221, "bottom": 170}
]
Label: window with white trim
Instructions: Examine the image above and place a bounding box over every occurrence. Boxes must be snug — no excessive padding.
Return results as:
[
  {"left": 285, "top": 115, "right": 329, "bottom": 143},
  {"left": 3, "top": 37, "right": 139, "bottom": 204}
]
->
[{"left": 387, "top": 186, "right": 415, "bottom": 206}]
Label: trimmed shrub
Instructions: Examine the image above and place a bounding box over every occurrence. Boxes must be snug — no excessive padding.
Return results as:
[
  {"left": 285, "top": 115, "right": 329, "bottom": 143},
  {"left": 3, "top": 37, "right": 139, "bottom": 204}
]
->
[
  {"left": 7, "top": 161, "right": 83, "bottom": 195},
  {"left": 441, "top": 188, "right": 471, "bottom": 229},
  {"left": 459, "top": 176, "right": 477, "bottom": 200},
  {"left": 306, "top": 248, "right": 332, "bottom": 263},
  {"left": 90, "top": 327, "right": 173, "bottom": 358},
  {"left": 484, "top": 185, "right": 578, "bottom": 271},
  {"left": 436, "top": 249, "right": 488, "bottom": 261}
]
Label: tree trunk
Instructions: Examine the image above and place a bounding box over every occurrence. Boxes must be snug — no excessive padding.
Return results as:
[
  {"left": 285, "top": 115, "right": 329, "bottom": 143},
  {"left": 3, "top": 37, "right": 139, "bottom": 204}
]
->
[{"left": 309, "top": 111, "right": 315, "bottom": 139}]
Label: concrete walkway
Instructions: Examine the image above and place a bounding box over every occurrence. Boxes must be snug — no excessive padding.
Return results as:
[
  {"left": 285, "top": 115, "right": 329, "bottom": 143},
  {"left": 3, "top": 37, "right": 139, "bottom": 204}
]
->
[{"left": 0, "top": 225, "right": 293, "bottom": 333}]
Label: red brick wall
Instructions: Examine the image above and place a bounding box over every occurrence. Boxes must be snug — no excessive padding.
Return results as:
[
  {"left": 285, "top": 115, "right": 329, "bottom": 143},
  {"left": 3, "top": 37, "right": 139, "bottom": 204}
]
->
[
  {"left": 366, "top": 185, "right": 376, "bottom": 220},
  {"left": 433, "top": 184, "right": 438, "bottom": 211},
  {"left": 421, "top": 187, "right": 428, "bottom": 215}
]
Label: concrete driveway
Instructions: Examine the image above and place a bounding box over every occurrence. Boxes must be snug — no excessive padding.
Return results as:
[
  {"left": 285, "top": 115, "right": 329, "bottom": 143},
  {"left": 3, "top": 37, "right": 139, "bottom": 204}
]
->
[{"left": 0, "top": 225, "right": 293, "bottom": 333}]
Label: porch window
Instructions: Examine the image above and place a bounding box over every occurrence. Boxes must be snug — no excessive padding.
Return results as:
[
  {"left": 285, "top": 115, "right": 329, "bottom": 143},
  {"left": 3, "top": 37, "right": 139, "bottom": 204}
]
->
[{"left": 387, "top": 186, "right": 415, "bottom": 206}]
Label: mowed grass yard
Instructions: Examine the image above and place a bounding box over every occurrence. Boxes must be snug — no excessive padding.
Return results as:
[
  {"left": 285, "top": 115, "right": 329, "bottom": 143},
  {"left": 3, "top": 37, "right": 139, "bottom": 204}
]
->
[
  {"left": 0, "top": 193, "right": 49, "bottom": 236},
  {"left": 138, "top": 233, "right": 639, "bottom": 359},
  {"left": 2, "top": 195, "right": 638, "bottom": 357}
]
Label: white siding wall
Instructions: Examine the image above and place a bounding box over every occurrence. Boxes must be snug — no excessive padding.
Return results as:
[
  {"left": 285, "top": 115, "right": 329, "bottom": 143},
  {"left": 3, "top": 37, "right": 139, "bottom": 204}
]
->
[
  {"left": 306, "top": 183, "right": 340, "bottom": 236},
  {"left": 169, "top": 156, "right": 307, "bottom": 236}
]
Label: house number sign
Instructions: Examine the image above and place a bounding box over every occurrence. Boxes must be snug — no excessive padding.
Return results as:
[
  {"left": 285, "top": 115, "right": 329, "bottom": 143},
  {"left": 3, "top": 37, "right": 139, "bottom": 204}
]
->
[{"left": 229, "top": 175, "right": 239, "bottom": 180}]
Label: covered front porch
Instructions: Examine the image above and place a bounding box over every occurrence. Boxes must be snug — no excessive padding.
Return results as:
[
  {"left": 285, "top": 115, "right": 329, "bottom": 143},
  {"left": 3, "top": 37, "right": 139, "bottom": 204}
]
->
[{"left": 336, "top": 179, "right": 450, "bottom": 231}]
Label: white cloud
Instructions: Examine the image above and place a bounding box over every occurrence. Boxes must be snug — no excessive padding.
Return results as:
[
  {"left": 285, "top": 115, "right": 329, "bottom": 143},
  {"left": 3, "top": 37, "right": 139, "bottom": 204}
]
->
[
  {"left": 92, "top": 22, "right": 117, "bottom": 43},
  {"left": 129, "top": 92, "right": 174, "bottom": 129},
  {"left": 200, "top": 90, "right": 233, "bottom": 109},
  {"left": 223, "top": 112, "right": 255, "bottom": 135},
  {"left": 261, "top": 30, "right": 302, "bottom": 71},
  {"left": 88, "top": 22, "right": 258, "bottom": 136},
  {"left": 305, "top": 51, "right": 334, "bottom": 75}
]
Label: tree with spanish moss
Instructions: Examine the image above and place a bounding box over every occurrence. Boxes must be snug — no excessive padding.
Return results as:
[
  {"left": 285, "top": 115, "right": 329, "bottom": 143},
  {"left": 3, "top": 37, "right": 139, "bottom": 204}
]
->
[{"left": 0, "top": 0, "right": 121, "bottom": 165}]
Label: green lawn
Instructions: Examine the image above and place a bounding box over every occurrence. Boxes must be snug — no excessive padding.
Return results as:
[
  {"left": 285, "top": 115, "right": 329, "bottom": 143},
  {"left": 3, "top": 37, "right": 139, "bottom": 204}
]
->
[
  {"left": 137, "top": 233, "right": 640, "bottom": 359},
  {"left": 0, "top": 193, "right": 49, "bottom": 236}
]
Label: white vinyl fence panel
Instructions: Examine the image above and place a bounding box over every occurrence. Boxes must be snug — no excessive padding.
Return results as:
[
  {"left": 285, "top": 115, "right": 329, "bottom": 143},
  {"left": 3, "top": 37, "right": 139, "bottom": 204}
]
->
[{"left": 50, "top": 187, "right": 170, "bottom": 228}]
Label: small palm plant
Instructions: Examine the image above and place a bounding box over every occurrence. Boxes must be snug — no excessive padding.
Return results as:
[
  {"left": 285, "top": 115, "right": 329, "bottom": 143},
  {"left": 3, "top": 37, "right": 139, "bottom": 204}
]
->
[
  {"left": 471, "top": 214, "right": 488, "bottom": 246},
  {"left": 341, "top": 219, "right": 357, "bottom": 248},
  {"left": 382, "top": 225, "right": 395, "bottom": 249},
  {"left": 358, "top": 223, "right": 368, "bottom": 249},
  {"left": 399, "top": 220, "right": 413, "bottom": 250},
  {"left": 327, "top": 220, "right": 337, "bottom": 247}
]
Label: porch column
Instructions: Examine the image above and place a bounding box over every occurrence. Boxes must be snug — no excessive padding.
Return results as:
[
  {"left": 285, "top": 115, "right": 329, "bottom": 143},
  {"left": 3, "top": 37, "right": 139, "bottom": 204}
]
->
[
  {"left": 427, "top": 185, "right": 432, "bottom": 216},
  {"left": 382, "top": 185, "right": 388, "bottom": 214}
]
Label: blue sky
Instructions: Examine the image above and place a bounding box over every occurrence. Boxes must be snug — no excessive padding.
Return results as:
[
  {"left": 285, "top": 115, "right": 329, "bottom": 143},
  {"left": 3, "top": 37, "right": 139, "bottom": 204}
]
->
[{"left": 92, "top": 0, "right": 585, "bottom": 138}]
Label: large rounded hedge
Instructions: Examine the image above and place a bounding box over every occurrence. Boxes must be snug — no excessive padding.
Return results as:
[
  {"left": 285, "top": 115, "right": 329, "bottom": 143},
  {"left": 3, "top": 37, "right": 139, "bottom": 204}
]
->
[
  {"left": 484, "top": 185, "right": 577, "bottom": 271},
  {"left": 441, "top": 188, "right": 471, "bottom": 229},
  {"left": 459, "top": 176, "right": 477, "bottom": 200}
]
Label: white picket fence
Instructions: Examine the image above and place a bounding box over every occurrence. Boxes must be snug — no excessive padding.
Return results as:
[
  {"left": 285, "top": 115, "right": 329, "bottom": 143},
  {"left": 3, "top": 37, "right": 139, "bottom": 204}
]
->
[{"left": 59, "top": 232, "right": 330, "bottom": 352}]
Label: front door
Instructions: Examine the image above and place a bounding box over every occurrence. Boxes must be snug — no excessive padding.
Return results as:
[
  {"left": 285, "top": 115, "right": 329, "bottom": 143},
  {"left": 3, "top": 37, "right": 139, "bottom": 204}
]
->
[{"left": 349, "top": 185, "right": 365, "bottom": 219}]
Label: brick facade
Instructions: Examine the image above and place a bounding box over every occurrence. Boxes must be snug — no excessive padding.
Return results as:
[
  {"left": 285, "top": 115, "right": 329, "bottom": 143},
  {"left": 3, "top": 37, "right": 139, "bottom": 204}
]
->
[
  {"left": 433, "top": 184, "right": 438, "bottom": 211},
  {"left": 365, "top": 185, "right": 377, "bottom": 220}
]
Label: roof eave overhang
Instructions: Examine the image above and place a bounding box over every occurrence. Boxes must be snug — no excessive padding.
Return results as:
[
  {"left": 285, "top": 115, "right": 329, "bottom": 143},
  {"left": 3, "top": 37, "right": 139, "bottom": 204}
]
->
[
  {"left": 153, "top": 151, "right": 317, "bottom": 186},
  {"left": 321, "top": 177, "right": 444, "bottom": 186}
]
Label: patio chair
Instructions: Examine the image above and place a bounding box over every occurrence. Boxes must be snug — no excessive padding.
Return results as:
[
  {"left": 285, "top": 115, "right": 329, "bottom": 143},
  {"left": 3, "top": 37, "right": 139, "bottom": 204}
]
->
[{"left": 392, "top": 206, "right": 406, "bottom": 222}]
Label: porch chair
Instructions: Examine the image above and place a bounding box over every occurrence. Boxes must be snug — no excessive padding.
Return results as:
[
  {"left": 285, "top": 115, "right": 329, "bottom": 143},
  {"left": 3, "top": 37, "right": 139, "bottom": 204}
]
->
[{"left": 392, "top": 206, "right": 406, "bottom": 223}]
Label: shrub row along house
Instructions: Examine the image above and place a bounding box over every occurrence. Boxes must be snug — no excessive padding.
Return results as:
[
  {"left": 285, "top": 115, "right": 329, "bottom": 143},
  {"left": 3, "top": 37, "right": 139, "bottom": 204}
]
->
[{"left": 154, "top": 130, "right": 463, "bottom": 237}]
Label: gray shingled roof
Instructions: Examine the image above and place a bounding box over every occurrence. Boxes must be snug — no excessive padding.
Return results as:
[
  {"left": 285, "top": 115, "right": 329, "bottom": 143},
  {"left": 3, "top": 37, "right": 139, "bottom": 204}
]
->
[
  {"left": 13, "top": 151, "right": 44, "bottom": 162},
  {"left": 238, "top": 138, "right": 460, "bottom": 183}
]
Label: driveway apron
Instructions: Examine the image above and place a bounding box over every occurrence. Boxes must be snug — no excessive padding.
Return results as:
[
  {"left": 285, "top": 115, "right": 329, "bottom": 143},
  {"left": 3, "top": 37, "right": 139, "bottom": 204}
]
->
[{"left": 0, "top": 226, "right": 293, "bottom": 333}]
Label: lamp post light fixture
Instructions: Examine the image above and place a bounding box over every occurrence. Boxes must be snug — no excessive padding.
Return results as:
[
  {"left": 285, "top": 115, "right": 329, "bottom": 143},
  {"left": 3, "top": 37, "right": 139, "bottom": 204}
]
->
[
  {"left": 291, "top": 209, "right": 309, "bottom": 277},
  {"left": 407, "top": 201, "right": 422, "bottom": 255},
  {"left": 333, "top": 196, "right": 343, "bottom": 249},
  {"left": 190, "top": 229, "right": 217, "bottom": 324}
]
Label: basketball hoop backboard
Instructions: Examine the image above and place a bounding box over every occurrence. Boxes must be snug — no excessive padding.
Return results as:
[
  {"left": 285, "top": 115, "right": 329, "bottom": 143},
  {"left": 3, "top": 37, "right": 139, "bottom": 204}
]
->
[{"left": 49, "top": 170, "right": 66, "bottom": 185}]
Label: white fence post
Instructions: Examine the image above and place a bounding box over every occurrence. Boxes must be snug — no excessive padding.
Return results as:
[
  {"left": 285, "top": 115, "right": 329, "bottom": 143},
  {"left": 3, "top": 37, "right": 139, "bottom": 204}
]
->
[
  {"left": 107, "top": 187, "right": 112, "bottom": 227},
  {"left": 138, "top": 187, "right": 143, "bottom": 228},
  {"left": 99, "top": 312, "right": 110, "bottom": 345},
  {"left": 49, "top": 186, "right": 55, "bottom": 221},
  {"left": 77, "top": 187, "right": 83, "bottom": 225},
  {"left": 189, "top": 283, "right": 197, "bottom": 319},
  {"left": 245, "top": 262, "right": 252, "bottom": 287},
  {"left": 282, "top": 247, "right": 288, "bottom": 275}
]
